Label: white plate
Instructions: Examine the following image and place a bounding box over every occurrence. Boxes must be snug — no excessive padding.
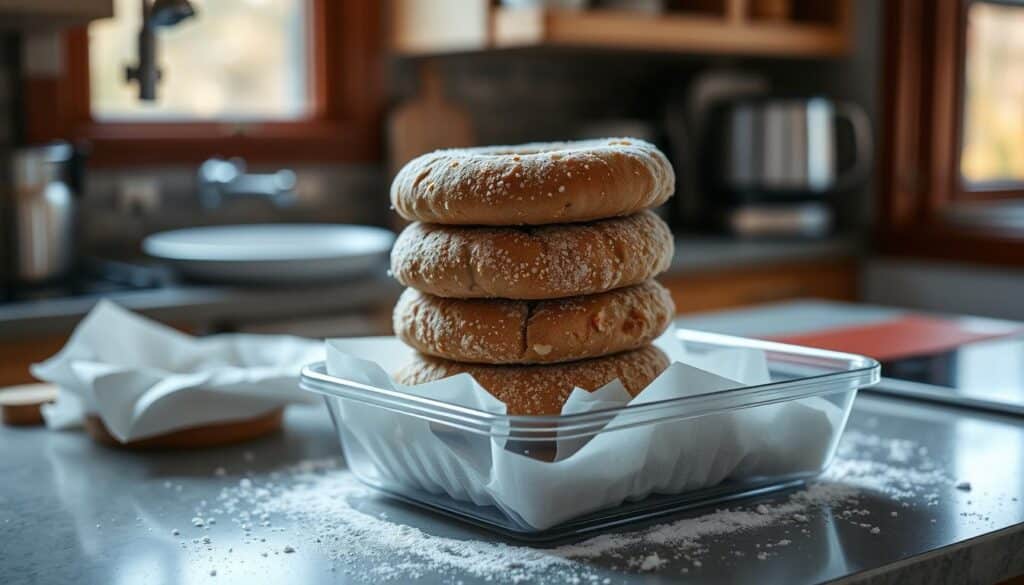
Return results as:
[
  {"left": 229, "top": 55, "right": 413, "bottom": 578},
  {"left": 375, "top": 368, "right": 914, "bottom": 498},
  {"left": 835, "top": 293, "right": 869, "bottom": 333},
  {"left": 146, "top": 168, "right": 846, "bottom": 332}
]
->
[{"left": 143, "top": 224, "right": 394, "bottom": 284}]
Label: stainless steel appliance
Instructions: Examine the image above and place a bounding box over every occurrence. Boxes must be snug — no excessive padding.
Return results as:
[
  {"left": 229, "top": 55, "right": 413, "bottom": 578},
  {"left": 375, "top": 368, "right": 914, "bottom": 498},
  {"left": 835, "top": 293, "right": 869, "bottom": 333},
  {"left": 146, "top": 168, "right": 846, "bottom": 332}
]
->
[
  {"left": 701, "top": 96, "right": 872, "bottom": 237},
  {"left": 3, "top": 142, "right": 86, "bottom": 288},
  {"left": 875, "top": 332, "right": 1024, "bottom": 416}
]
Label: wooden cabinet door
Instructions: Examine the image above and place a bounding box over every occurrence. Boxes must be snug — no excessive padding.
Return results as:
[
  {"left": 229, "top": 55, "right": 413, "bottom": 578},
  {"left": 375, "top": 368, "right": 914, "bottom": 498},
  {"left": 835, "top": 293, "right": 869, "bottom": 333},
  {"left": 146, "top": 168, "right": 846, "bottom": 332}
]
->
[
  {"left": 0, "top": 336, "right": 69, "bottom": 387},
  {"left": 660, "top": 260, "right": 858, "bottom": 314}
]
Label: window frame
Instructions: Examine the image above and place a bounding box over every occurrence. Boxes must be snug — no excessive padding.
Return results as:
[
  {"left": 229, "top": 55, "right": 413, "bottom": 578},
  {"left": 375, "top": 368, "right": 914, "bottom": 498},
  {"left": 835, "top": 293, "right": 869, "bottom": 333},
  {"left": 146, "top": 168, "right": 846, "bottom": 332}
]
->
[
  {"left": 24, "top": 0, "right": 382, "bottom": 167},
  {"left": 878, "top": 0, "right": 1024, "bottom": 266},
  {"left": 955, "top": 0, "right": 1024, "bottom": 199}
]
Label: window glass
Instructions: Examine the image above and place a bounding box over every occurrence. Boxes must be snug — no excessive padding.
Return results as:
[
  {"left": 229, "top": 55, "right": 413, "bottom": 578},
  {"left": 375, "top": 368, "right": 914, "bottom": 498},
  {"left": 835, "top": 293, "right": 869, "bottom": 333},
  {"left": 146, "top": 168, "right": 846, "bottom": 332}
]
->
[
  {"left": 960, "top": 1, "right": 1024, "bottom": 184},
  {"left": 89, "top": 0, "right": 311, "bottom": 121}
]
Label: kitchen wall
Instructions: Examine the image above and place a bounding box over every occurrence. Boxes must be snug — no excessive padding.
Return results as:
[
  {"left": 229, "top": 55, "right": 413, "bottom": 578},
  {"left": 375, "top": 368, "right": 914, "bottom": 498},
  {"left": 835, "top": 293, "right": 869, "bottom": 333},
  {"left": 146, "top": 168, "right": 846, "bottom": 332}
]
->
[
  {"left": 865, "top": 259, "right": 1024, "bottom": 321},
  {"left": 48, "top": 0, "right": 881, "bottom": 260},
  {"left": 0, "top": 32, "right": 387, "bottom": 262},
  {"left": 81, "top": 163, "right": 386, "bottom": 260},
  {"left": 0, "top": 34, "right": 21, "bottom": 284},
  {"left": 0, "top": 36, "right": 16, "bottom": 159},
  {"left": 398, "top": 0, "right": 881, "bottom": 233}
]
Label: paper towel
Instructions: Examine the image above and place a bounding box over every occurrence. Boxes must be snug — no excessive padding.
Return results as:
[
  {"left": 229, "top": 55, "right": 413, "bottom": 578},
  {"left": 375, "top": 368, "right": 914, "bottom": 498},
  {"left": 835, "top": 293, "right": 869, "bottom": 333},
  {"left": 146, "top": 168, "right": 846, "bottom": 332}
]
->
[{"left": 32, "top": 301, "right": 322, "bottom": 442}]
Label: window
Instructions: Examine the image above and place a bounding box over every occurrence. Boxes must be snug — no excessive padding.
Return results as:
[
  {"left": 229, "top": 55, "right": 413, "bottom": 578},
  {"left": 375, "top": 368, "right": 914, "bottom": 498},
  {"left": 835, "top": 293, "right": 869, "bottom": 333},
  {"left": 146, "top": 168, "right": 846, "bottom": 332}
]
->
[
  {"left": 960, "top": 1, "right": 1024, "bottom": 185},
  {"left": 25, "top": 1, "right": 381, "bottom": 166},
  {"left": 880, "top": 0, "right": 1024, "bottom": 266},
  {"left": 90, "top": 0, "right": 312, "bottom": 121}
]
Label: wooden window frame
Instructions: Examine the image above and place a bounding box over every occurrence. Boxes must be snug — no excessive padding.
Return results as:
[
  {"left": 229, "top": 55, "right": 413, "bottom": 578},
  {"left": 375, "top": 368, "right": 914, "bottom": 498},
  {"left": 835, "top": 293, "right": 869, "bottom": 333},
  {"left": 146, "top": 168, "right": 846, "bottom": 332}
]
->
[
  {"left": 878, "top": 0, "right": 1024, "bottom": 266},
  {"left": 24, "top": 0, "right": 382, "bottom": 167}
]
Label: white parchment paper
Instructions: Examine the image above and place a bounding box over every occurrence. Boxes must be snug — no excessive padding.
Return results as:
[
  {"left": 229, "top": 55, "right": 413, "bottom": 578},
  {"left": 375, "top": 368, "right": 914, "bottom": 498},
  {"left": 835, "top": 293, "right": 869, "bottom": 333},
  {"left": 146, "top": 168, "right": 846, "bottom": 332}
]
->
[
  {"left": 324, "top": 328, "right": 847, "bottom": 529},
  {"left": 32, "top": 301, "right": 322, "bottom": 442}
]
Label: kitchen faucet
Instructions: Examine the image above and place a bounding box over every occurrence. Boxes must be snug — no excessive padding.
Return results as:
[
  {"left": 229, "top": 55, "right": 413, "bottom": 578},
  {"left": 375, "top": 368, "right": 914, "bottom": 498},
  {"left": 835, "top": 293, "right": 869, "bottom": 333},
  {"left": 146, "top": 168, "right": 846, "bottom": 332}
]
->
[
  {"left": 125, "top": 0, "right": 196, "bottom": 101},
  {"left": 197, "top": 157, "right": 298, "bottom": 209}
]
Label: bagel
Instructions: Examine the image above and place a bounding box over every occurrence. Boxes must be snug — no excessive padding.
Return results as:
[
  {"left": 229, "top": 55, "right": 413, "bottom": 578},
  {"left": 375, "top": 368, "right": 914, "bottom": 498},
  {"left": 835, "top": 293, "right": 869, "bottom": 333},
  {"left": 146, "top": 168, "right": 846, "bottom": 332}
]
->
[
  {"left": 390, "top": 211, "right": 673, "bottom": 300},
  {"left": 390, "top": 138, "right": 674, "bottom": 226},
  {"left": 393, "top": 346, "right": 670, "bottom": 416},
  {"left": 394, "top": 281, "right": 674, "bottom": 364}
]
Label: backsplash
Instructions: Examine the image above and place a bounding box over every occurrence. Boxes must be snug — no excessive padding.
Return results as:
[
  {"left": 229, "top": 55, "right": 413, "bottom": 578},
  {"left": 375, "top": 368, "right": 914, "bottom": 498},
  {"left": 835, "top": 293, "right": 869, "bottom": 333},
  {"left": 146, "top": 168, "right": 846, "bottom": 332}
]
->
[{"left": 80, "top": 163, "right": 387, "bottom": 260}]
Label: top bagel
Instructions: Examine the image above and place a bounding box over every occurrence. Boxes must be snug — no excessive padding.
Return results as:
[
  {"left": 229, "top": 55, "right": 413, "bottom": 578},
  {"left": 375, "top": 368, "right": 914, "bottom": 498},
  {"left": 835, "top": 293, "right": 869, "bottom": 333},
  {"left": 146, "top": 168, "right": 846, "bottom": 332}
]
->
[{"left": 390, "top": 138, "right": 675, "bottom": 226}]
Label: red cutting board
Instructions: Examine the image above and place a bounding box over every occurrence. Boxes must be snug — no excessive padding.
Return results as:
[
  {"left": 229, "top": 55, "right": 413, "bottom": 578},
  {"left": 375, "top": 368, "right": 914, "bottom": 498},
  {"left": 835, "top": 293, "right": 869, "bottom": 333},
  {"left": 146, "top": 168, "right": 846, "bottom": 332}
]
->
[{"left": 768, "top": 315, "right": 1024, "bottom": 361}]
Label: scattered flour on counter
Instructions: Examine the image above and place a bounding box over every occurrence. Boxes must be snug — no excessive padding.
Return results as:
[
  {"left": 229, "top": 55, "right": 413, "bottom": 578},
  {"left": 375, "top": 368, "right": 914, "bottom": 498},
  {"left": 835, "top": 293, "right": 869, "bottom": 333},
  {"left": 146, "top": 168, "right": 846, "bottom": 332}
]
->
[
  {"left": 637, "top": 553, "right": 666, "bottom": 571},
  {"left": 182, "top": 431, "right": 956, "bottom": 583}
]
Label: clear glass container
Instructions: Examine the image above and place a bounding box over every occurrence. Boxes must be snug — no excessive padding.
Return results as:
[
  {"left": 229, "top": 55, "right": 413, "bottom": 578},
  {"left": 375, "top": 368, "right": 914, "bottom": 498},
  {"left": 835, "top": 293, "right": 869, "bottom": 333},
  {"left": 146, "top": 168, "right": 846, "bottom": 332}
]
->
[{"left": 300, "top": 329, "right": 880, "bottom": 542}]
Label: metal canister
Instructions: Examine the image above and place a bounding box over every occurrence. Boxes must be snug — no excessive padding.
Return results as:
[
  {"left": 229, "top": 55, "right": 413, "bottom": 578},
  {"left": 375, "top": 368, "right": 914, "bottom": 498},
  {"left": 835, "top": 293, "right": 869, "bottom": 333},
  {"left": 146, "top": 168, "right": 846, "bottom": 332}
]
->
[{"left": 5, "top": 142, "right": 84, "bottom": 286}]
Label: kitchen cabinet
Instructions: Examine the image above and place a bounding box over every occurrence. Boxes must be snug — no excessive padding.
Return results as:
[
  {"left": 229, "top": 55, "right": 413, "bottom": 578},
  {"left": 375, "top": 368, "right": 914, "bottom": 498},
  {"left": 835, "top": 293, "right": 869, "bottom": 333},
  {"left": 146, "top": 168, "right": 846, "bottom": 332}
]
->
[
  {"left": 0, "top": 335, "right": 66, "bottom": 387},
  {"left": 390, "top": 0, "right": 852, "bottom": 58},
  {"left": 0, "top": 0, "right": 112, "bottom": 31},
  {"left": 661, "top": 259, "right": 858, "bottom": 314}
]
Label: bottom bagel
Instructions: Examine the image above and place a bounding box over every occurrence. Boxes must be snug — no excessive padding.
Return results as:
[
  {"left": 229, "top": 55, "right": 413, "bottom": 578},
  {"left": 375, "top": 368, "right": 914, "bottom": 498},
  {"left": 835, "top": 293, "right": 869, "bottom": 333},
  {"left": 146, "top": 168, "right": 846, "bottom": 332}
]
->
[{"left": 393, "top": 345, "right": 670, "bottom": 416}]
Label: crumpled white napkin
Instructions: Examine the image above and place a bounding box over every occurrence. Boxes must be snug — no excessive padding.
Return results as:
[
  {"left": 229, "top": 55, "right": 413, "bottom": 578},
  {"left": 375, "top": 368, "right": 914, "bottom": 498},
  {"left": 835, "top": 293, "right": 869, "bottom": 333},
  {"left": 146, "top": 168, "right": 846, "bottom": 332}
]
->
[
  {"left": 32, "top": 300, "right": 323, "bottom": 442},
  {"left": 322, "top": 327, "right": 848, "bottom": 529}
]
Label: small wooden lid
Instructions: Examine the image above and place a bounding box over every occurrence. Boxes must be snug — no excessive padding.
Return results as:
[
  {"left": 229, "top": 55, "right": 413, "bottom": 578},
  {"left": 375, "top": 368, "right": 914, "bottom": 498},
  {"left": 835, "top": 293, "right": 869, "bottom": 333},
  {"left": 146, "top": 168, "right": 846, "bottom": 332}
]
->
[{"left": 0, "top": 383, "right": 58, "bottom": 426}]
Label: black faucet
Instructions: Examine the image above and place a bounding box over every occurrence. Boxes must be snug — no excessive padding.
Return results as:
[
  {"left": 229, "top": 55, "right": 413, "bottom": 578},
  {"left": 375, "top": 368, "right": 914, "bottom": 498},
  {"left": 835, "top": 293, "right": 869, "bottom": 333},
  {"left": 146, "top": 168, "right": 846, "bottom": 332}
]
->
[{"left": 124, "top": 0, "right": 196, "bottom": 101}]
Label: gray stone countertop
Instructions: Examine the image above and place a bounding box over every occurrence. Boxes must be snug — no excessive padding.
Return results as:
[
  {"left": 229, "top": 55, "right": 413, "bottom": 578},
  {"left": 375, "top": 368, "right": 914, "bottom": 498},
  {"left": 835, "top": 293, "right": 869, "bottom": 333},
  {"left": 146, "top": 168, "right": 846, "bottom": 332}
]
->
[
  {"left": 0, "top": 271, "right": 403, "bottom": 341},
  {"left": 2, "top": 394, "right": 1022, "bottom": 585}
]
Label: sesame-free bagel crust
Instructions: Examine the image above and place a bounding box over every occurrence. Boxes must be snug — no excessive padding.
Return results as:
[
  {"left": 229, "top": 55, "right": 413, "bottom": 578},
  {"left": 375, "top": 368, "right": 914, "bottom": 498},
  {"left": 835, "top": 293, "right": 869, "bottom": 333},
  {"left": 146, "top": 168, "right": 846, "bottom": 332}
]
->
[
  {"left": 390, "top": 211, "right": 673, "bottom": 300},
  {"left": 394, "top": 280, "right": 674, "bottom": 365},
  {"left": 390, "top": 138, "right": 675, "bottom": 226},
  {"left": 393, "top": 345, "right": 670, "bottom": 416}
]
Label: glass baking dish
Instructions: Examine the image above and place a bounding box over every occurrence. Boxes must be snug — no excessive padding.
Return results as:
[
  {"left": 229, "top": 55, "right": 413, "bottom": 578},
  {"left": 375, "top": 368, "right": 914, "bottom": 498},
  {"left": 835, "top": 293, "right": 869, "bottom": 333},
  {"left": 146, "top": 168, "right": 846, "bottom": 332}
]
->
[{"left": 300, "top": 328, "right": 879, "bottom": 542}]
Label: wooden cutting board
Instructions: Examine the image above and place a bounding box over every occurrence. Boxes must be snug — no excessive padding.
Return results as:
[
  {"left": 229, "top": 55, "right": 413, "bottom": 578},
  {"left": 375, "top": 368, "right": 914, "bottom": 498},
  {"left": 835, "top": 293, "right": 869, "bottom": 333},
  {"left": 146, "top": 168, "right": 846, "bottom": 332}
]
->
[
  {"left": 769, "top": 315, "right": 1024, "bottom": 361},
  {"left": 387, "top": 62, "right": 475, "bottom": 177}
]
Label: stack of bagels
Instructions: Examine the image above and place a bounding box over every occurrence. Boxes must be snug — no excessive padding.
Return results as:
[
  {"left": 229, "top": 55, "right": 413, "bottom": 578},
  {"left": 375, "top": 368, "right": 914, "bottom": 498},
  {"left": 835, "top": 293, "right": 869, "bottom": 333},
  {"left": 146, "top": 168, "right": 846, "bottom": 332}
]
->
[{"left": 389, "top": 138, "right": 677, "bottom": 415}]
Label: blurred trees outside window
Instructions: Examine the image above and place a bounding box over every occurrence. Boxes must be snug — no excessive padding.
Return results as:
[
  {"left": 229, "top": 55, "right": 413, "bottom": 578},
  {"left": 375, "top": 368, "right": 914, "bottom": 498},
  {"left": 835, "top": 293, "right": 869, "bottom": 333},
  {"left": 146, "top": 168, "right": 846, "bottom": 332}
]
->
[
  {"left": 961, "top": 1, "right": 1024, "bottom": 185},
  {"left": 89, "top": 0, "right": 311, "bottom": 121}
]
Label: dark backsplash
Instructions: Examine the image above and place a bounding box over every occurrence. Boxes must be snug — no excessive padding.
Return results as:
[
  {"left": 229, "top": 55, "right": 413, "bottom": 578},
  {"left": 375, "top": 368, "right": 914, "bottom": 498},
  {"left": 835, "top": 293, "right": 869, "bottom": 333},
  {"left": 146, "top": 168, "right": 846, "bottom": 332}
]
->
[{"left": 79, "top": 163, "right": 387, "bottom": 261}]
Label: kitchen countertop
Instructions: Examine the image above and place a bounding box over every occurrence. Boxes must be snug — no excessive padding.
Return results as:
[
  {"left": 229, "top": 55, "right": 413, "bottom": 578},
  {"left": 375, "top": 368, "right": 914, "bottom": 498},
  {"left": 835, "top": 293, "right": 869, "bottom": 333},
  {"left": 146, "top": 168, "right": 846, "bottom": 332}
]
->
[
  {"left": 2, "top": 392, "right": 1023, "bottom": 585},
  {"left": 677, "top": 299, "right": 907, "bottom": 339},
  {"left": 0, "top": 236, "right": 860, "bottom": 341},
  {"left": 0, "top": 271, "right": 403, "bottom": 340}
]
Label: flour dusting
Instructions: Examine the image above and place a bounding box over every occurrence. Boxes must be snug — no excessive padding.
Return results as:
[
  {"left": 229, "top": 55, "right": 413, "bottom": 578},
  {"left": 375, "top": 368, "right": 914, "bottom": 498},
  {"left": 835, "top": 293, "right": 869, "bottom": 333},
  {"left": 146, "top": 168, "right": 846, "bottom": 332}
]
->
[{"left": 176, "top": 431, "right": 960, "bottom": 583}]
